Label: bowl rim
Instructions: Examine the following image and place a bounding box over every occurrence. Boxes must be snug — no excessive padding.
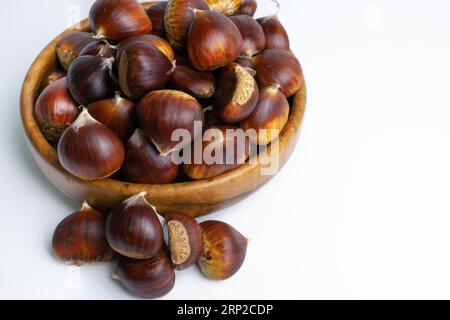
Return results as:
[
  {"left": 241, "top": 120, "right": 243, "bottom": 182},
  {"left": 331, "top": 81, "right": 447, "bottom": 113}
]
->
[{"left": 20, "top": 1, "right": 307, "bottom": 202}]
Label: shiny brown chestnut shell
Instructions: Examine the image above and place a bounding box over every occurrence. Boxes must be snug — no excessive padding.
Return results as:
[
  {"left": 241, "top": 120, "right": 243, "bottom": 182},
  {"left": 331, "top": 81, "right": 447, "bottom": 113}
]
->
[
  {"left": 35, "top": 78, "right": 80, "bottom": 143},
  {"left": 116, "top": 34, "right": 175, "bottom": 65},
  {"left": 57, "top": 108, "right": 125, "bottom": 180},
  {"left": 79, "top": 41, "right": 116, "bottom": 59},
  {"left": 165, "top": 212, "right": 203, "bottom": 270},
  {"left": 183, "top": 124, "right": 251, "bottom": 180},
  {"left": 41, "top": 70, "right": 66, "bottom": 89},
  {"left": 137, "top": 90, "right": 205, "bottom": 155},
  {"left": 56, "top": 31, "right": 96, "bottom": 71},
  {"left": 240, "top": 85, "right": 290, "bottom": 146},
  {"left": 198, "top": 220, "right": 248, "bottom": 280},
  {"left": 230, "top": 15, "right": 265, "bottom": 58},
  {"left": 188, "top": 9, "right": 243, "bottom": 71},
  {"left": 52, "top": 202, "right": 114, "bottom": 266},
  {"left": 67, "top": 55, "right": 115, "bottom": 105},
  {"left": 235, "top": 56, "right": 253, "bottom": 69},
  {"left": 119, "top": 42, "right": 175, "bottom": 100},
  {"left": 89, "top": 0, "right": 152, "bottom": 43},
  {"left": 116, "top": 252, "right": 175, "bottom": 299},
  {"left": 86, "top": 92, "right": 136, "bottom": 142},
  {"left": 214, "top": 63, "right": 259, "bottom": 123},
  {"left": 169, "top": 65, "right": 216, "bottom": 99},
  {"left": 252, "top": 48, "right": 303, "bottom": 98},
  {"left": 257, "top": 15, "right": 290, "bottom": 50},
  {"left": 106, "top": 192, "right": 164, "bottom": 259},
  {"left": 205, "top": 0, "right": 242, "bottom": 16},
  {"left": 146, "top": 2, "right": 168, "bottom": 38},
  {"left": 240, "top": 0, "right": 257, "bottom": 17},
  {"left": 120, "top": 129, "right": 179, "bottom": 184},
  {"left": 164, "top": 0, "right": 209, "bottom": 51}
]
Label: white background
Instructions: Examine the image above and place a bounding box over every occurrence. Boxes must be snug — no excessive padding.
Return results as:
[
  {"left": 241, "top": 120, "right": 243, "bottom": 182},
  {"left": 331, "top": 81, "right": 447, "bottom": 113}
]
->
[{"left": 0, "top": 0, "right": 450, "bottom": 299}]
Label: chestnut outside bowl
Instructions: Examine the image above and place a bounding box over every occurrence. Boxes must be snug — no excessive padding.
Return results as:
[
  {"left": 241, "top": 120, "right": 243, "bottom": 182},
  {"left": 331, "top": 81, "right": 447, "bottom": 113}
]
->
[{"left": 20, "top": 2, "right": 307, "bottom": 217}]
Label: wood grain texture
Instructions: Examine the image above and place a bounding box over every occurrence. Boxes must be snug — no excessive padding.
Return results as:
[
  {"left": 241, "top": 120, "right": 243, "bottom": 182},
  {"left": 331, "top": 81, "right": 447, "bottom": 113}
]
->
[{"left": 20, "top": 2, "right": 307, "bottom": 217}]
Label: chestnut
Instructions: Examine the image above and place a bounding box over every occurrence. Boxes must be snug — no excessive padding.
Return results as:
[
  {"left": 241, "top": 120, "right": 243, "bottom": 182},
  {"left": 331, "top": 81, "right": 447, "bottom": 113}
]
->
[
  {"left": 106, "top": 192, "right": 164, "bottom": 259},
  {"left": 164, "top": 0, "right": 209, "bottom": 51},
  {"left": 230, "top": 15, "right": 265, "bottom": 58},
  {"left": 183, "top": 124, "right": 251, "bottom": 180},
  {"left": 146, "top": 2, "right": 168, "bottom": 38},
  {"left": 52, "top": 202, "right": 115, "bottom": 266},
  {"left": 188, "top": 9, "right": 243, "bottom": 71},
  {"left": 169, "top": 65, "right": 216, "bottom": 99},
  {"left": 116, "top": 34, "right": 175, "bottom": 66},
  {"left": 79, "top": 40, "right": 116, "bottom": 59},
  {"left": 57, "top": 108, "right": 125, "bottom": 180},
  {"left": 252, "top": 49, "right": 303, "bottom": 98},
  {"left": 205, "top": 0, "right": 242, "bottom": 16},
  {"left": 67, "top": 55, "right": 115, "bottom": 105},
  {"left": 239, "top": 0, "right": 257, "bottom": 17},
  {"left": 165, "top": 212, "right": 203, "bottom": 270},
  {"left": 120, "top": 129, "right": 179, "bottom": 184},
  {"left": 115, "top": 252, "right": 175, "bottom": 299},
  {"left": 41, "top": 70, "right": 66, "bottom": 89},
  {"left": 137, "top": 90, "right": 205, "bottom": 155},
  {"left": 213, "top": 63, "right": 259, "bottom": 123},
  {"left": 56, "top": 31, "right": 96, "bottom": 71},
  {"left": 86, "top": 91, "right": 136, "bottom": 142},
  {"left": 35, "top": 77, "right": 80, "bottom": 143},
  {"left": 235, "top": 56, "right": 253, "bottom": 69},
  {"left": 198, "top": 221, "right": 248, "bottom": 280},
  {"left": 118, "top": 42, "right": 175, "bottom": 100},
  {"left": 240, "top": 84, "right": 290, "bottom": 146},
  {"left": 257, "top": 15, "right": 290, "bottom": 50},
  {"left": 89, "top": 0, "right": 152, "bottom": 43}
]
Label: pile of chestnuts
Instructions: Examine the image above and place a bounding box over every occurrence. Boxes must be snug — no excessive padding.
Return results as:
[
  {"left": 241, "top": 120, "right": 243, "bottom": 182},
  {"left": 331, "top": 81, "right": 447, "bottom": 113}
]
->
[
  {"left": 53, "top": 193, "right": 248, "bottom": 298},
  {"left": 34, "top": 0, "right": 303, "bottom": 298}
]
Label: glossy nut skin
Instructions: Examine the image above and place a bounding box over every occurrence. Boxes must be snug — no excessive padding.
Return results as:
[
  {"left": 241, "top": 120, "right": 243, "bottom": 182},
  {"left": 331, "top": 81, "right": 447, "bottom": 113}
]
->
[
  {"left": 41, "top": 70, "right": 66, "bottom": 89},
  {"left": 169, "top": 65, "right": 216, "bottom": 99},
  {"left": 137, "top": 90, "right": 205, "bottom": 155},
  {"left": 235, "top": 57, "right": 253, "bottom": 69},
  {"left": 214, "top": 63, "right": 259, "bottom": 123},
  {"left": 164, "top": 0, "right": 209, "bottom": 51},
  {"left": 86, "top": 92, "right": 136, "bottom": 142},
  {"left": 116, "top": 34, "right": 175, "bottom": 65},
  {"left": 35, "top": 78, "right": 80, "bottom": 142},
  {"left": 230, "top": 15, "right": 265, "bottom": 58},
  {"left": 240, "top": 85, "right": 290, "bottom": 146},
  {"left": 106, "top": 193, "right": 164, "bottom": 259},
  {"left": 79, "top": 41, "right": 116, "bottom": 59},
  {"left": 57, "top": 109, "right": 125, "bottom": 180},
  {"left": 165, "top": 212, "right": 203, "bottom": 270},
  {"left": 198, "top": 221, "right": 248, "bottom": 280},
  {"left": 146, "top": 2, "right": 168, "bottom": 38},
  {"left": 257, "top": 15, "right": 290, "bottom": 50},
  {"left": 117, "top": 252, "right": 175, "bottom": 299},
  {"left": 52, "top": 202, "right": 114, "bottom": 266},
  {"left": 252, "top": 49, "right": 303, "bottom": 98},
  {"left": 239, "top": 0, "right": 257, "bottom": 17},
  {"left": 56, "top": 31, "right": 96, "bottom": 71},
  {"left": 120, "top": 129, "right": 179, "bottom": 184},
  {"left": 89, "top": 0, "right": 152, "bottom": 43},
  {"left": 188, "top": 10, "right": 243, "bottom": 71},
  {"left": 67, "top": 55, "right": 115, "bottom": 105},
  {"left": 119, "top": 42, "right": 174, "bottom": 100},
  {"left": 183, "top": 124, "right": 251, "bottom": 180},
  {"left": 205, "top": 0, "right": 242, "bottom": 16}
]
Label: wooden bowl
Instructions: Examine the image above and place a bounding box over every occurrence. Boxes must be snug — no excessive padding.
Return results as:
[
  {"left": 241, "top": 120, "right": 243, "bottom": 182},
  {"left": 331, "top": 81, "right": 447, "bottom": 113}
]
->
[{"left": 20, "top": 2, "right": 307, "bottom": 217}]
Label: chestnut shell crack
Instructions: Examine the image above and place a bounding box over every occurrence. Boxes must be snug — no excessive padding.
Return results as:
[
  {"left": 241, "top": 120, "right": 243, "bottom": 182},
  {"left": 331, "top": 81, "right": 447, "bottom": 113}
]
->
[{"left": 168, "top": 221, "right": 191, "bottom": 265}]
